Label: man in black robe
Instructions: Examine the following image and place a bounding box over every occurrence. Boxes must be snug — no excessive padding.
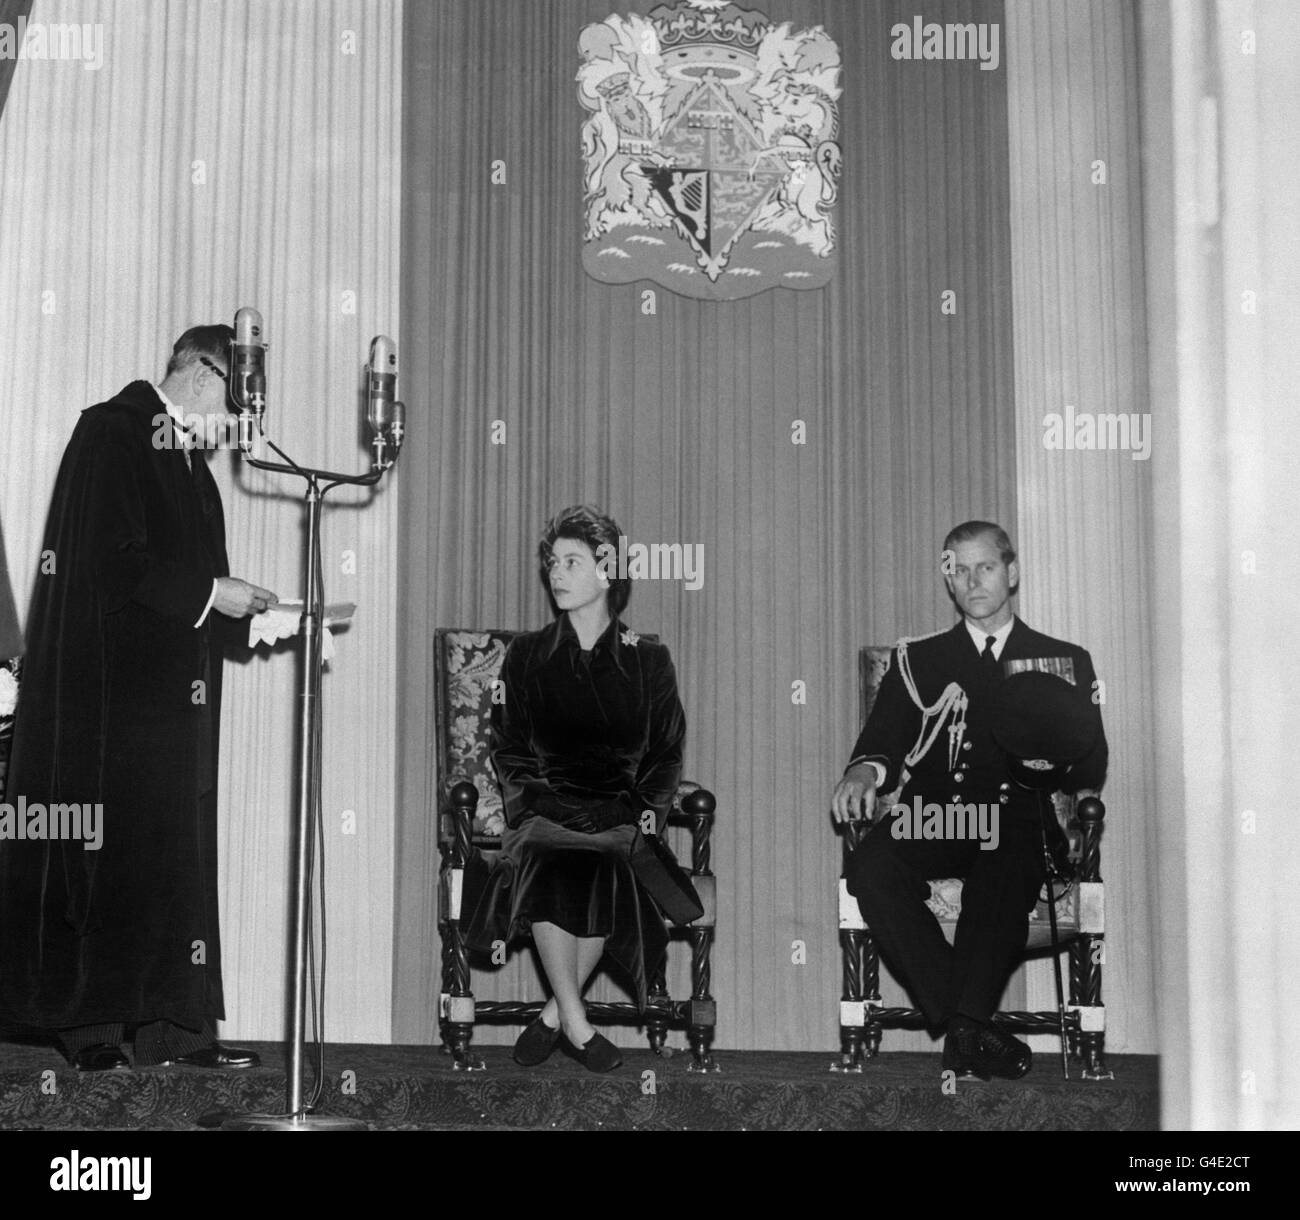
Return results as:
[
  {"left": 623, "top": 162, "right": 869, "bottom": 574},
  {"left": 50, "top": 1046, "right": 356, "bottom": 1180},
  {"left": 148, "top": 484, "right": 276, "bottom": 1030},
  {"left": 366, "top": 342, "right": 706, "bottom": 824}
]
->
[
  {"left": 831, "top": 521, "right": 1107, "bottom": 1079},
  {"left": 0, "top": 325, "right": 277, "bottom": 1071}
]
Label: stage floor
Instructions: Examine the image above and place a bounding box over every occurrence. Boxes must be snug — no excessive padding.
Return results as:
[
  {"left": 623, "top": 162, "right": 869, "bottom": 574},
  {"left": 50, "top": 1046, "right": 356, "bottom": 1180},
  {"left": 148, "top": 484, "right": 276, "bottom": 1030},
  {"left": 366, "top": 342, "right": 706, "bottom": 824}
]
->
[{"left": 0, "top": 1039, "right": 1158, "bottom": 1131}]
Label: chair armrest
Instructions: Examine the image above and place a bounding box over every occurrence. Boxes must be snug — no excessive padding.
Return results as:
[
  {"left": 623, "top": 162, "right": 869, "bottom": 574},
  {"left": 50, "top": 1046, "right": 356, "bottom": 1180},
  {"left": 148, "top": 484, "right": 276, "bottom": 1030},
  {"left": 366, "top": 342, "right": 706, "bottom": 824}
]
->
[
  {"left": 1075, "top": 796, "right": 1105, "bottom": 882},
  {"left": 445, "top": 780, "right": 479, "bottom": 868},
  {"left": 678, "top": 787, "right": 716, "bottom": 876}
]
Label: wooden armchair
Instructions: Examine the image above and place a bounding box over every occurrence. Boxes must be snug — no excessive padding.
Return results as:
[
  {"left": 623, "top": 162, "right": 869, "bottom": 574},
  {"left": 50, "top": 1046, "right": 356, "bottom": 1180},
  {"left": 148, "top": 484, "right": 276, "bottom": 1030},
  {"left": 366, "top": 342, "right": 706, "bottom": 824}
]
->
[
  {"left": 433, "top": 628, "right": 719, "bottom": 1073},
  {"left": 833, "top": 646, "right": 1112, "bottom": 1080}
]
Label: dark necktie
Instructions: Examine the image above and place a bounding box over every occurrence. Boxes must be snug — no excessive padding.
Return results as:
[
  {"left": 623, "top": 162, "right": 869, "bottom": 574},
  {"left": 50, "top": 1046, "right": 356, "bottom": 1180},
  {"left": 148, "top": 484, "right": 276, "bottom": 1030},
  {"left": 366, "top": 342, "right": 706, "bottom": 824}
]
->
[{"left": 981, "top": 634, "right": 999, "bottom": 679}]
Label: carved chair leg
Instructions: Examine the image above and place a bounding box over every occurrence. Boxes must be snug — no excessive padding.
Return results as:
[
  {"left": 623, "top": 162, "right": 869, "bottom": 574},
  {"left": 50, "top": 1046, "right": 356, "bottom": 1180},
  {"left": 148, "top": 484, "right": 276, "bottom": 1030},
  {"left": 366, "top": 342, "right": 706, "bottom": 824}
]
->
[
  {"left": 444, "top": 916, "right": 484, "bottom": 1071},
  {"left": 441, "top": 788, "right": 485, "bottom": 1069},
  {"left": 686, "top": 927, "right": 719, "bottom": 1073},
  {"left": 1067, "top": 939, "right": 1084, "bottom": 1061},
  {"left": 687, "top": 1023, "right": 717, "bottom": 1073},
  {"left": 444, "top": 1020, "right": 483, "bottom": 1071},
  {"left": 863, "top": 930, "right": 882, "bottom": 1059},
  {"left": 832, "top": 928, "right": 866, "bottom": 1073},
  {"left": 1077, "top": 933, "right": 1112, "bottom": 1080},
  {"left": 438, "top": 914, "right": 454, "bottom": 1054},
  {"left": 1079, "top": 1032, "right": 1109, "bottom": 1079},
  {"left": 646, "top": 960, "right": 670, "bottom": 1054}
]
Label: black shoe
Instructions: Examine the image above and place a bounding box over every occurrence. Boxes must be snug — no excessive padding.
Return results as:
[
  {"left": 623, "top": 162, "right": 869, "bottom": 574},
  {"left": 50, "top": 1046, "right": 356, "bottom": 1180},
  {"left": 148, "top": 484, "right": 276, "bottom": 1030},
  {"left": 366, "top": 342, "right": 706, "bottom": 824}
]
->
[
  {"left": 974, "top": 1023, "right": 1032, "bottom": 1080},
  {"left": 166, "top": 1043, "right": 260, "bottom": 1070},
  {"left": 512, "top": 1015, "right": 561, "bottom": 1067},
  {"left": 562, "top": 1031, "right": 622, "bottom": 1073},
  {"left": 70, "top": 1043, "right": 130, "bottom": 1072},
  {"left": 942, "top": 1017, "right": 1031, "bottom": 1081},
  {"left": 941, "top": 1019, "right": 982, "bottom": 1080}
]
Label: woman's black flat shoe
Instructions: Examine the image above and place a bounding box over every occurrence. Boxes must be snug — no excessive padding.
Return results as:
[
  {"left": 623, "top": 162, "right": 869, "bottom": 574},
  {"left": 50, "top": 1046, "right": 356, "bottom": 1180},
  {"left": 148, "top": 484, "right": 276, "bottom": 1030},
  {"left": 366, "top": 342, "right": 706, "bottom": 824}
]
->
[
  {"left": 513, "top": 1015, "right": 561, "bottom": 1066},
  {"left": 563, "top": 1031, "right": 622, "bottom": 1073}
]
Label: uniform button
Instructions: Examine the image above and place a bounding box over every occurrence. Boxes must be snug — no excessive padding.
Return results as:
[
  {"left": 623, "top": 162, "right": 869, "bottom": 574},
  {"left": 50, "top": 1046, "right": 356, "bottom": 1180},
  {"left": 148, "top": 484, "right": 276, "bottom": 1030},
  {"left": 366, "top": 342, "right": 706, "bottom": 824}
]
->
[
  {"left": 999, "top": 782, "right": 1010, "bottom": 791},
  {"left": 1000, "top": 794, "right": 1010, "bottom": 804},
  {"left": 953, "top": 771, "right": 965, "bottom": 782},
  {"left": 963, "top": 742, "right": 973, "bottom": 752}
]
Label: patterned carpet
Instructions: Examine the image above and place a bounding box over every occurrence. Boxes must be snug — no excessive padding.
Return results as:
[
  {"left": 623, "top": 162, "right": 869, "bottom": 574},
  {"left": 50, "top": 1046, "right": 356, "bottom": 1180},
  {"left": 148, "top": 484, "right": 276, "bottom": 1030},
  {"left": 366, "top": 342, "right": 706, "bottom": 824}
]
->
[{"left": 0, "top": 1038, "right": 1158, "bottom": 1131}]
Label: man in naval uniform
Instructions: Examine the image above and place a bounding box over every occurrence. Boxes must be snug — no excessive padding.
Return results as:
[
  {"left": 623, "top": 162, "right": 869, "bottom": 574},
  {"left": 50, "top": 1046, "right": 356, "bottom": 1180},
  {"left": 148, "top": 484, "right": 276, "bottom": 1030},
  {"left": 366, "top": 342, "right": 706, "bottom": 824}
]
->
[{"left": 831, "top": 521, "right": 1107, "bottom": 1079}]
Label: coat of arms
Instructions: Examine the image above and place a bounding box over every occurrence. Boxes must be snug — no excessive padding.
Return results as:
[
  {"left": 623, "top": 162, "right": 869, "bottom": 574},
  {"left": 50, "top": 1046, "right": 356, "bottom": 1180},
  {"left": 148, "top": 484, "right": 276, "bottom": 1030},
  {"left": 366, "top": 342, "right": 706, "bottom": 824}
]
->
[{"left": 579, "top": 0, "right": 842, "bottom": 300}]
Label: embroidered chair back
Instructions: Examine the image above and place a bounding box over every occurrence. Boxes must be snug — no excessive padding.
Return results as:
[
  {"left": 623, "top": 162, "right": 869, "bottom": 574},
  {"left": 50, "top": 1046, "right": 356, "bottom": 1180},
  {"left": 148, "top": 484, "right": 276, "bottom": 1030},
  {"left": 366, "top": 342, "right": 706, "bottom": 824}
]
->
[{"left": 433, "top": 627, "right": 660, "bottom": 841}]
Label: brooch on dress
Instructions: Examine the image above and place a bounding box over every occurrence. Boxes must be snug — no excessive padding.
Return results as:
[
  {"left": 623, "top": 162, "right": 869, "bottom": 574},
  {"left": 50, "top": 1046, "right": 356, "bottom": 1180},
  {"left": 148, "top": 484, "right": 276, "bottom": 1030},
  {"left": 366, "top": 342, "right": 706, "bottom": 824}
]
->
[{"left": 620, "top": 629, "right": 639, "bottom": 647}]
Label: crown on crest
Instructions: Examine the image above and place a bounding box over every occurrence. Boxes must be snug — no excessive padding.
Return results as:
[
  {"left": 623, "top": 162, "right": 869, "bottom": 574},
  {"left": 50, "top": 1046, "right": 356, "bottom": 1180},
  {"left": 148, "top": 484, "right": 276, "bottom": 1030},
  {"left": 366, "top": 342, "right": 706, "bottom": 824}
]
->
[{"left": 647, "top": 0, "right": 772, "bottom": 53}]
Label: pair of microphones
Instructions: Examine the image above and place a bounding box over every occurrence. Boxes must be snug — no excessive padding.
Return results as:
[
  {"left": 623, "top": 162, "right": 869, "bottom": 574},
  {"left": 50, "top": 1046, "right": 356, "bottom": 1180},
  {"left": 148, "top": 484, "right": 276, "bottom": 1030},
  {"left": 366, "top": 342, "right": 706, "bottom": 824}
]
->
[{"left": 229, "top": 306, "right": 405, "bottom": 467}]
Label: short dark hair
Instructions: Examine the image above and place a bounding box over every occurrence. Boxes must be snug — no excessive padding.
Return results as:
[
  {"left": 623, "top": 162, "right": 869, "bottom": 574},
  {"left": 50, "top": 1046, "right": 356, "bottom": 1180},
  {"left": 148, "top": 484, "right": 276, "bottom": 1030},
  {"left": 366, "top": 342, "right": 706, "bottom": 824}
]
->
[
  {"left": 943, "top": 520, "right": 1017, "bottom": 565},
  {"left": 538, "top": 504, "right": 631, "bottom": 617},
  {"left": 165, "top": 324, "right": 234, "bottom": 377}
]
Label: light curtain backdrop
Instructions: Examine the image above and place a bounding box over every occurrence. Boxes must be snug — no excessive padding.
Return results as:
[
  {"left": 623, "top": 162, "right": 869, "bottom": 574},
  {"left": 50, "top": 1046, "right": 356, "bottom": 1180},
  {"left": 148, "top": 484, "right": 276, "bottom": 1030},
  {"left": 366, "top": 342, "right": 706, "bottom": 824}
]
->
[
  {"left": 396, "top": 0, "right": 1025, "bottom": 1050},
  {"left": 1142, "top": 0, "right": 1300, "bottom": 1130},
  {"left": 0, "top": 0, "right": 402, "bottom": 1041},
  {"left": 0, "top": 0, "right": 35, "bottom": 662},
  {"left": 1004, "top": 0, "right": 1156, "bottom": 1057}
]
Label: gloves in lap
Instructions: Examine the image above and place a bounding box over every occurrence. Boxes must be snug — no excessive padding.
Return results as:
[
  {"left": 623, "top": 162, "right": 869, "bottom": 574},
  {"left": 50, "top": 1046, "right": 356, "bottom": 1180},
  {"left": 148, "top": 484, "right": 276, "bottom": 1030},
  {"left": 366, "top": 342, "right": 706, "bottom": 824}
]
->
[{"left": 528, "top": 793, "right": 639, "bottom": 834}]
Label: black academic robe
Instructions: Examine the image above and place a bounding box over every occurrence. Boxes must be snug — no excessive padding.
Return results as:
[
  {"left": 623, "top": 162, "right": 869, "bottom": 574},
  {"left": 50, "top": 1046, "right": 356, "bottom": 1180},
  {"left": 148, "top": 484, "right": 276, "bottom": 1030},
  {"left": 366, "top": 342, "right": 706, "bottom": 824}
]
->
[{"left": 0, "top": 380, "right": 235, "bottom": 1031}]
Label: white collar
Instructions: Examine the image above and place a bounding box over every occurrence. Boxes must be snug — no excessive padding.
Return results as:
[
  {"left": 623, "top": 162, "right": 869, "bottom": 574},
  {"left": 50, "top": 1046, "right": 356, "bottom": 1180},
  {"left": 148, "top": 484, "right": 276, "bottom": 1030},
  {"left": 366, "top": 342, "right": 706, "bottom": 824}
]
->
[
  {"left": 963, "top": 614, "right": 1015, "bottom": 657},
  {"left": 153, "top": 383, "right": 187, "bottom": 431}
]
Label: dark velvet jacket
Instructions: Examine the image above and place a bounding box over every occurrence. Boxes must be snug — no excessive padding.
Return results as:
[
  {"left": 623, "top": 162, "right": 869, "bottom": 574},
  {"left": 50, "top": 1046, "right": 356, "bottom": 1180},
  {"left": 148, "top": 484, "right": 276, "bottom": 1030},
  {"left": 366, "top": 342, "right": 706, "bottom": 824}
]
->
[
  {"left": 468, "top": 614, "right": 689, "bottom": 1005},
  {"left": 491, "top": 614, "right": 686, "bottom": 834},
  {"left": 0, "top": 381, "right": 237, "bottom": 1031},
  {"left": 848, "top": 618, "right": 1108, "bottom": 808}
]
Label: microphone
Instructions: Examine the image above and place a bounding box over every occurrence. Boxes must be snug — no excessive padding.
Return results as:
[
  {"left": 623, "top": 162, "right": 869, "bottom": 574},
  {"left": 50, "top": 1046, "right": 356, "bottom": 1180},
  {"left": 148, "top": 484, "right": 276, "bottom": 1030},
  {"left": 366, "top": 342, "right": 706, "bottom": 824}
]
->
[
  {"left": 366, "top": 335, "right": 397, "bottom": 434},
  {"left": 232, "top": 306, "right": 267, "bottom": 419},
  {"left": 367, "top": 336, "right": 404, "bottom": 467}
]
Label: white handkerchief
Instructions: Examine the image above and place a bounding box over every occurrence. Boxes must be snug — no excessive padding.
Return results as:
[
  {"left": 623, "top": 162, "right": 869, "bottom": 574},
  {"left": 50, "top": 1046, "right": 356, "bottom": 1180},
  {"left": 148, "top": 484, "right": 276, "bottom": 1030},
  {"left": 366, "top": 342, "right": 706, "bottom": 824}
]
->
[{"left": 247, "top": 601, "right": 356, "bottom": 661}]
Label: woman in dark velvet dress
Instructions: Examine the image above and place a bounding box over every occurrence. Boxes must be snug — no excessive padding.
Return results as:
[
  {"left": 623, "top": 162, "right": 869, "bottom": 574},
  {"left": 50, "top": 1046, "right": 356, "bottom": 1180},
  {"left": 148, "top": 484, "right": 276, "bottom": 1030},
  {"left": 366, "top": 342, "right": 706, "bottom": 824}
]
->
[{"left": 467, "top": 505, "right": 692, "bottom": 1072}]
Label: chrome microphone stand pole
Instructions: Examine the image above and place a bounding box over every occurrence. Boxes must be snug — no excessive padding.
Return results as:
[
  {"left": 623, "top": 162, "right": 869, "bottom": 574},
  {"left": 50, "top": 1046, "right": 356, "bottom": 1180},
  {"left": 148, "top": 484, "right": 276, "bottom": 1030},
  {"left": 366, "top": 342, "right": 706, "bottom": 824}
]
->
[{"left": 222, "top": 373, "right": 404, "bottom": 1132}]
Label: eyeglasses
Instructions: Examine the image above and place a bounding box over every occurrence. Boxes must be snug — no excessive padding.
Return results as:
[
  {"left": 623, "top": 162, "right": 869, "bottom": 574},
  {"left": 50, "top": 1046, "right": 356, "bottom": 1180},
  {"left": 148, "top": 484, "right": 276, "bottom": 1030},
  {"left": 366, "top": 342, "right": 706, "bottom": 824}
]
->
[{"left": 199, "top": 356, "right": 229, "bottom": 382}]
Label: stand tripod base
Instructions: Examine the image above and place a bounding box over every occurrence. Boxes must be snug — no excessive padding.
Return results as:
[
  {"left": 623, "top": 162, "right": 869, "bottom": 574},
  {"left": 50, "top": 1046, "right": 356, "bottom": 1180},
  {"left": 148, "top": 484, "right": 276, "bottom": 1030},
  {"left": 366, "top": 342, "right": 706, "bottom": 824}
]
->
[{"left": 221, "top": 1113, "right": 368, "bottom": 1131}]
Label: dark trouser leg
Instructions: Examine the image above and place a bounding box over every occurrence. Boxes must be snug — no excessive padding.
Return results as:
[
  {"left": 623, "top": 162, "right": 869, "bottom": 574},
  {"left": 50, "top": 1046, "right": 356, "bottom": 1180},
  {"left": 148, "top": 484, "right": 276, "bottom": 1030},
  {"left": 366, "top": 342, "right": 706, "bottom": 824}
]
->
[
  {"left": 132, "top": 1019, "right": 214, "bottom": 1066},
  {"left": 58, "top": 1023, "right": 126, "bottom": 1058},
  {"left": 950, "top": 812, "right": 1045, "bottom": 1023},
  {"left": 844, "top": 819, "right": 974, "bottom": 1028}
]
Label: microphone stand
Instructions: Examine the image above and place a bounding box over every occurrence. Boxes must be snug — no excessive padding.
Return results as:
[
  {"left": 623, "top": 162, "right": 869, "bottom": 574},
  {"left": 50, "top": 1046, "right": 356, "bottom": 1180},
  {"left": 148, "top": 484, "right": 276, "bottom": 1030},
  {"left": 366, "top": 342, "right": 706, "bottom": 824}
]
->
[{"left": 222, "top": 415, "right": 401, "bottom": 1132}]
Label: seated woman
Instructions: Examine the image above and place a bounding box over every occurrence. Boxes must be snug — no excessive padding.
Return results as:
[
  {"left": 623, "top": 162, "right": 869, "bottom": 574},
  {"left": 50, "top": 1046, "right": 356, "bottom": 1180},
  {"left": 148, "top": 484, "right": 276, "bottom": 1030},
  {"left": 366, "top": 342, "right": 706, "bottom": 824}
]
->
[{"left": 466, "top": 505, "right": 697, "bottom": 1072}]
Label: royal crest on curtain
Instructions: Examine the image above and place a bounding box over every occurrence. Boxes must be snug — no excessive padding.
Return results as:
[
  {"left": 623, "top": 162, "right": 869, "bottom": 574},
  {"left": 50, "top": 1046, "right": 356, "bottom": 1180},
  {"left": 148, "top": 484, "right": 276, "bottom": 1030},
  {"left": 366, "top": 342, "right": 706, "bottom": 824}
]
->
[{"left": 578, "top": 0, "right": 844, "bottom": 298}]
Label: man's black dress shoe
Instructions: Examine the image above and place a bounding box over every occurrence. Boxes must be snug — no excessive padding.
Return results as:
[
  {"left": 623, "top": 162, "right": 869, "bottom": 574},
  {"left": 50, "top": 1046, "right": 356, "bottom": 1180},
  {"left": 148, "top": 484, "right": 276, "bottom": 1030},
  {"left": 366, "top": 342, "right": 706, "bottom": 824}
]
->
[
  {"left": 561, "top": 1031, "right": 622, "bottom": 1073},
  {"left": 70, "top": 1043, "right": 130, "bottom": 1072},
  {"left": 941, "top": 1022, "right": 981, "bottom": 1080},
  {"left": 512, "top": 1015, "right": 561, "bottom": 1067},
  {"left": 942, "top": 1018, "right": 1032, "bottom": 1081},
  {"left": 974, "top": 1023, "right": 1032, "bottom": 1080},
  {"left": 165, "top": 1043, "right": 260, "bottom": 1070}
]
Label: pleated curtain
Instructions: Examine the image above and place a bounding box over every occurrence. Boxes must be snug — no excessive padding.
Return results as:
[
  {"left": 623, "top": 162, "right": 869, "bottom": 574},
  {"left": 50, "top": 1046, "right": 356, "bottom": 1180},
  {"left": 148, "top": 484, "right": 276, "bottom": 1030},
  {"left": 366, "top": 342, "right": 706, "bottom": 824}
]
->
[
  {"left": 0, "top": 0, "right": 33, "bottom": 660},
  {"left": 395, "top": 0, "right": 1020, "bottom": 1049},
  {"left": 1003, "top": 0, "right": 1157, "bottom": 1055},
  {"left": 0, "top": 0, "right": 402, "bottom": 1041},
  {"left": 1140, "top": 0, "right": 1300, "bottom": 1131}
]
